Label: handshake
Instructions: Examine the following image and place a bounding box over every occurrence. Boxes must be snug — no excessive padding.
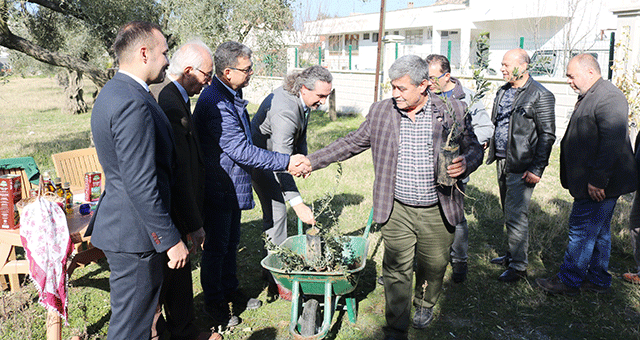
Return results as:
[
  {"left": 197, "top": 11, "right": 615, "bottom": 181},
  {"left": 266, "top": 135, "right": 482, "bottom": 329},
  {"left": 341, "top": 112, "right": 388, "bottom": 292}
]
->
[{"left": 288, "top": 154, "right": 312, "bottom": 178}]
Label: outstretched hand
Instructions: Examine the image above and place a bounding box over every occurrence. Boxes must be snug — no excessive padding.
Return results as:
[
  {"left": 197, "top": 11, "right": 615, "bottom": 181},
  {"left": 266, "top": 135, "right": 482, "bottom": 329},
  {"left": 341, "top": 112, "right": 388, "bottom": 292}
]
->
[
  {"left": 292, "top": 202, "right": 316, "bottom": 225},
  {"left": 288, "top": 154, "right": 312, "bottom": 178}
]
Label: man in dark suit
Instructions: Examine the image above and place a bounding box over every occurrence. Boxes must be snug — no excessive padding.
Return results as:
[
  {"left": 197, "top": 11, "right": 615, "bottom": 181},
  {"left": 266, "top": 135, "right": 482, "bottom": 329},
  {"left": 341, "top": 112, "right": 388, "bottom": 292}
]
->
[
  {"left": 304, "top": 55, "right": 483, "bottom": 340},
  {"left": 251, "top": 65, "right": 332, "bottom": 298},
  {"left": 193, "top": 41, "right": 309, "bottom": 328},
  {"left": 90, "top": 21, "right": 189, "bottom": 340},
  {"left": 536, "top": 54, "right": 637, "bottom": 295},
  {"left": 149, "top": 41, "right": 220, "bottom": 340}
]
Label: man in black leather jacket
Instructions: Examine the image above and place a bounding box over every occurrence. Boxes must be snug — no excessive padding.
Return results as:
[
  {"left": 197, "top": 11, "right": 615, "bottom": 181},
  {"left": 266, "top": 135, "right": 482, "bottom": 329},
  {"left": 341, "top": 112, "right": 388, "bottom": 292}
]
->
[{"left": 486, "top": 48, "right": 556, "bottom": 282}]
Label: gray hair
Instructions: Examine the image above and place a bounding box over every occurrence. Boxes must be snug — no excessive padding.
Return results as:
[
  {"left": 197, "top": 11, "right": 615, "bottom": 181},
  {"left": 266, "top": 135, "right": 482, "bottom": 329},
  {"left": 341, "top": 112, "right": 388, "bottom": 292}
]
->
[
  {"left": 167, "top": 40, "right": 212, "bottom": 76},
  {"left": 214, "top": 41, "right": 252, "bottom": 77},
  {"left": 283, "top": 66, "right": 333, "bottom": 95},
  {"left": 388, "top": 55, "right": 429, "bottom": 85}
]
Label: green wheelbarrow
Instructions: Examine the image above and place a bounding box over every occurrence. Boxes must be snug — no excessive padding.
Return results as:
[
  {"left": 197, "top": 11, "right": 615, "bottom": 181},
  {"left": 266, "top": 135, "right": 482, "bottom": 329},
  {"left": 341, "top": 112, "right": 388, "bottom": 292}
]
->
[{"left": 261, "top": 209, "right": 373, "bottom": 339}]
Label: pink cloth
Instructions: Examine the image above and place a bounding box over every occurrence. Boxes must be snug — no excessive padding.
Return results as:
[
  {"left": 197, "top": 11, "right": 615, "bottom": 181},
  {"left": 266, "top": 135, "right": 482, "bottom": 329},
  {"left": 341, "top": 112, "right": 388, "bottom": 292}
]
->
[{"left": 19, "top": 197, "right": 73, "bottom": 323}]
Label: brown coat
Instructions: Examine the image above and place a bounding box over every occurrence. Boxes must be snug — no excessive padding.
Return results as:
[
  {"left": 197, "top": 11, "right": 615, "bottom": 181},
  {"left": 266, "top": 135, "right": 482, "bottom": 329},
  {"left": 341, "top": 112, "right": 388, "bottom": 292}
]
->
[{"left": 308, "top": 94, "right": 483, "bottom": 225}]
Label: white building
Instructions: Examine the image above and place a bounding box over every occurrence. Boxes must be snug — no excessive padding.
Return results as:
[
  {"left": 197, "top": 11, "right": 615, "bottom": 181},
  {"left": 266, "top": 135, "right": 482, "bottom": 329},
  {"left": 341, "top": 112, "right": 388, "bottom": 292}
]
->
[{"left": 303, "top": 0, "right": 623, "bottom": 78}]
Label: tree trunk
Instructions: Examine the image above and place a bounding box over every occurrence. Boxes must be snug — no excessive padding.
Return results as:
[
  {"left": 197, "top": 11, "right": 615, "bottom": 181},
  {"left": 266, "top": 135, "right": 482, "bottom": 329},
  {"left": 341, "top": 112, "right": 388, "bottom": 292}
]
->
[
  {"left": 328, "top": 88, "right": 337, "bottom": 121},
  {"left": 57, "top": 69, "right": 88, "bottom": 115}
]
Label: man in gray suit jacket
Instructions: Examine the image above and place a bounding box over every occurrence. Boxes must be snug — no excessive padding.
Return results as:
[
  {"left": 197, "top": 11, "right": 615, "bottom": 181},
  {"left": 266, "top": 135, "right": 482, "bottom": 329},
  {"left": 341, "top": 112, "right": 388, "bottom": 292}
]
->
[
  {"left": 90, "top": 22, "right": 189, "bottom": 340},
  {"left": 251, "top": 65, "right": 332, "bottom": 299},
  {"left": 537, "top": 54, "right": 637, "bottom": 295},
  {"left": 304, "top": 55, "right": 483, "bottom": 340}
]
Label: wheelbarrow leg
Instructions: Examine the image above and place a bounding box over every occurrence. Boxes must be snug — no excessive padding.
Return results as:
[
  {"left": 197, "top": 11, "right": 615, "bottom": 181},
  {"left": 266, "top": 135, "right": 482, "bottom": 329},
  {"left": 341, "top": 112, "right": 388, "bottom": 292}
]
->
[
  {"left": 346, "top": 295, "right": 357, "bottom": 324},
  {"left": 316, "top": 281, "right": 333, "bottom": 339},
  {"left": 289, "top": 280, "right": 301, "bottom": 337}
]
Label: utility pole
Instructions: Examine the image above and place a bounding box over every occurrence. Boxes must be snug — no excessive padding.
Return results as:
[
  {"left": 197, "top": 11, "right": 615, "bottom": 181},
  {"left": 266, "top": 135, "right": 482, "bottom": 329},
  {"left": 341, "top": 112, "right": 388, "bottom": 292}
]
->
[{"left": 373, "top": 0, "right": 386, "bottom": 103}]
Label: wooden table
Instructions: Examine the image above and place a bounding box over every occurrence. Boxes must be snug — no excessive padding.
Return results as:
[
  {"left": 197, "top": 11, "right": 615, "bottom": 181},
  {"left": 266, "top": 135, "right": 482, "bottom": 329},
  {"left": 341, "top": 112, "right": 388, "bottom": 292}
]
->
[{"left": 0, "top": 204, "right": 105, "bottom": 340}]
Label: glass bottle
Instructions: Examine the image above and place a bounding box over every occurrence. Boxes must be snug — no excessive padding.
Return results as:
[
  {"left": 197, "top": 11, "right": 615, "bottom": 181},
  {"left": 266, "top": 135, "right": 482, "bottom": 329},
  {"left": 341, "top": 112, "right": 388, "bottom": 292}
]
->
[
  {"left": 63, "top": 182, "right": 73, "bottom": 215},
  {"left": 55, "top": 177, "right": 64, "bottom": 198}
]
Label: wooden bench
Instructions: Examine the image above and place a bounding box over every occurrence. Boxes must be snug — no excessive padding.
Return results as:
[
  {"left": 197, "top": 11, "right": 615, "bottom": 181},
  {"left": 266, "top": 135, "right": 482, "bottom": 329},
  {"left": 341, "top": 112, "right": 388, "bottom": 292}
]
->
[{"left": 51, "top": 147, "right": 104, "bottom": 194}]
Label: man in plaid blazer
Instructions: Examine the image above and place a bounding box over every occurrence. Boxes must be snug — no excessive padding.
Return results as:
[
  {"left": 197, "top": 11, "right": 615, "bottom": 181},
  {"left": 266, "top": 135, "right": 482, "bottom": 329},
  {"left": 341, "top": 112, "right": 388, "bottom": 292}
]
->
[{"left": 306, "top": 55, "right": 483, "bottom": 340}]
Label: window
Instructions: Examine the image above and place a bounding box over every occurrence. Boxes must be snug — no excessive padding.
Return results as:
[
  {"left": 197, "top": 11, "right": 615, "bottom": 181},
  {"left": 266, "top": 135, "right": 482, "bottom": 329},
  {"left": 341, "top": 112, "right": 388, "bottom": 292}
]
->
[
  {"left": 344, "top": 34, "right": 359, "bottom": 52},
  {"left": 529, "top": 50, "right": 557, "bottom": 77},
  {"left": 405, "top": 29, "right": 423, "bottom": 45},
  {"left": 393, "top": 31, "right": 399, "bottom": 36},
  {"left": 372, "top": 33, "right": 378, "bottom": 42},
  {"left": 328, "top": 35, "right": 341, "bottom": 52},
  {"left": 363, "top": 33, "right": 370, "bottom": 40}
]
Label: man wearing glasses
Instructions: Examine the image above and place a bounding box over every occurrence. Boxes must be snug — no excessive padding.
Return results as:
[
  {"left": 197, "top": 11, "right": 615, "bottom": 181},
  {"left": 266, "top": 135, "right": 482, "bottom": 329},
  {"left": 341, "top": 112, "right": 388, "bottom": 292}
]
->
[
  {"left": 425, "top": 54, "right": 493, "bottom": 284},
  {"left": 193, "top": 41, "right": 310, "bottom": 328},
  {"left": 149, "top": 40, "right": 220, "bottom": 340}
]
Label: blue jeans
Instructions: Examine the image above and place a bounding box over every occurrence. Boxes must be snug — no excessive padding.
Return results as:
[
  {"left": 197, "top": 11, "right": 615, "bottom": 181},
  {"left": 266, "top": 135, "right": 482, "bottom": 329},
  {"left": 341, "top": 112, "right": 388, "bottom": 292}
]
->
[
  {"left": 201, "top": 205, "right": 241, "bottom": 305},
  {"left": 558, "top": 198, "right": 617, "bottom": 288}
]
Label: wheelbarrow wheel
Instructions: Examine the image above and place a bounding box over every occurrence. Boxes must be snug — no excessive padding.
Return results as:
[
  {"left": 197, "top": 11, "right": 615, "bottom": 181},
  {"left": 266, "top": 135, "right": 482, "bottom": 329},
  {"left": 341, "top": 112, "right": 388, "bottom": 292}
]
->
[{"left": 299, "top": 298, "right": 319, "bottom": 336}]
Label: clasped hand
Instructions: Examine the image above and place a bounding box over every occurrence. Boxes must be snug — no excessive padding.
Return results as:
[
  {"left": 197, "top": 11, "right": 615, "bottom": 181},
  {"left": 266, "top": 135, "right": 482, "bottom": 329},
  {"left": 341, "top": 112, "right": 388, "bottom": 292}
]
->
[{"left": 288, "top": 154, "right": 312, "bottom": 178}]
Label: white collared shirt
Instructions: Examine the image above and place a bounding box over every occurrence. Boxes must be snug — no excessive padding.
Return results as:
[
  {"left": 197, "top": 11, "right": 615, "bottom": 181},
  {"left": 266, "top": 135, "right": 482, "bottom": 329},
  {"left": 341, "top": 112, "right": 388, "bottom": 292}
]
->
[{"left": 118, "top": 70, "right": 149, "bottom": 92}]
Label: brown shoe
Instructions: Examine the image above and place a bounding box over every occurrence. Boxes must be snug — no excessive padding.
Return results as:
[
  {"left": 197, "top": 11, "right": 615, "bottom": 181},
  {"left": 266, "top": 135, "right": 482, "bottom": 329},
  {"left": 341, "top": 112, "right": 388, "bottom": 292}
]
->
[
  {"left": 623, "top": 272, "right": 640, "bottom": 284},
  {"left": 536, "top": 276, "right": 579, "bottom": 296}
]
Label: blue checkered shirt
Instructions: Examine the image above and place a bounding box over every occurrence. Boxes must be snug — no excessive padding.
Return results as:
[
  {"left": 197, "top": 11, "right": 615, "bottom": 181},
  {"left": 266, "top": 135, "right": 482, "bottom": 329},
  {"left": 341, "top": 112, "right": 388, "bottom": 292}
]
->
[{"left": 394, "top": 102, "right": 438, "bottom": 206}]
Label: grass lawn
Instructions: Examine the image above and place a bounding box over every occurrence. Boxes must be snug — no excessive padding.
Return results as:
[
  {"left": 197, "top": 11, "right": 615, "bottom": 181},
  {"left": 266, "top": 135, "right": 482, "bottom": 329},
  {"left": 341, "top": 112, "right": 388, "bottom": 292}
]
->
[{"left": 1, "top": 76, "right": 640, "bottom": 339}]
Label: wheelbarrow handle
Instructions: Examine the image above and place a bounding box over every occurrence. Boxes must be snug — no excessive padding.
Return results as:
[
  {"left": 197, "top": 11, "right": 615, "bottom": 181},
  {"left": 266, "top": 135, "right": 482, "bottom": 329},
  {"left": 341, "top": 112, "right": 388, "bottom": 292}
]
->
[{"left": 297, "top": 207, "right": 374, "bottom": 239}]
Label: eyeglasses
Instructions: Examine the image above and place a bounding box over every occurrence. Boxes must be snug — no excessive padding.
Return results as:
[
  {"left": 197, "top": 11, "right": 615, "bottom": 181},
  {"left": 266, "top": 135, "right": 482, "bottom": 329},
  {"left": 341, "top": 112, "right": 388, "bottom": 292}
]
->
[
  {"left": 428, "top": 72, "right": 448, "bottom": 82},
  {"left": 229, "top": 65, "right": 253, "bottom": 74},
  {"left": 196, "top": 68, "right": 212, "bottom": 81}
]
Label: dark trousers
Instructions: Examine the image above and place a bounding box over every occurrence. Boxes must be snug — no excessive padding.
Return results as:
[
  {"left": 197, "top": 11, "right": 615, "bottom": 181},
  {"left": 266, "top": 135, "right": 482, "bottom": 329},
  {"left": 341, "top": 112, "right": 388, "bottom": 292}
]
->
[
  {"left": 381, "top": 200, "right": 454, "bottom": 339},
  {"left": 201, "top": 206, "right": 241, "bottom": 305},
  {"left": 103, "top": 249, "right": 164, "bottom": 340},
  {"left": 152, "top": 253, "right": 199, "bottom": 340},
  {"left": 629, "top": 192, "right": 640, "bottom": 272}
]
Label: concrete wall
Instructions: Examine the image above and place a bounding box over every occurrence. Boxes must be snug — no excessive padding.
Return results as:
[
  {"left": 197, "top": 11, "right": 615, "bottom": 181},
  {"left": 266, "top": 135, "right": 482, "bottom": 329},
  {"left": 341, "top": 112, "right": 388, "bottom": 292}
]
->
[
  {"left": 245, "top": 70, "right": 377, "bottom": 115},
  {"left": 456, "top": 76, "right": 578, "bottom": 143}
]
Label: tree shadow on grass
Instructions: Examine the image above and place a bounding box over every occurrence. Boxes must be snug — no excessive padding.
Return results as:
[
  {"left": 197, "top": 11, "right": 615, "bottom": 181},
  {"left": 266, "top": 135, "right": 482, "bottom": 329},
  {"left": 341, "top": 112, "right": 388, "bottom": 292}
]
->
[{"left": 68, "top": 258, "right": 110, "bottom": 292}]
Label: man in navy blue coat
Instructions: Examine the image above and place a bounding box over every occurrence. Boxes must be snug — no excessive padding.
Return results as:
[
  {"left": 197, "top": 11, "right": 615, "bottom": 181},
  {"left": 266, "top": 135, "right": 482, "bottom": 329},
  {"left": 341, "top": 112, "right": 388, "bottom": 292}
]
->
[
  {"left": 193, "top": 41, "right": 309, "bottom": 327},
  {"left": 90, "top": 22, "right": 189, "bottom": 340}
]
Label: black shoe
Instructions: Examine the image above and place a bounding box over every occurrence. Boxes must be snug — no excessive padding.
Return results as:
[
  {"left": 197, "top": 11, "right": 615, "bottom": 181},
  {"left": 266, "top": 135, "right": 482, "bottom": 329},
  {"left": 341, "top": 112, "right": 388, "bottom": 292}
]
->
[
  {"left": 490, "top": 254, "right": 512, "bottom": 267},
  {"left": 203, "top": 303, "right": 240, "bottom": 328},
  {"left": 226, "top": 289, "right": 262, "bottom": 310},
  {"left": 580, "top": 281, "right": 609, "bottom": 294},
  {"left": 536, "top": 276, "right": 579, "bottom": 296},
  {"left": 497, "top": 267, "right": 527, "bottom": 282},
  {"left": 451, "top": 262, "right": 468, "bottom": 283},
  {"left": 377, "top": 276, "right": 384, "bottom": 285},
  {"left": 412, "top": 306, "right": 434, "bottom": 329}
]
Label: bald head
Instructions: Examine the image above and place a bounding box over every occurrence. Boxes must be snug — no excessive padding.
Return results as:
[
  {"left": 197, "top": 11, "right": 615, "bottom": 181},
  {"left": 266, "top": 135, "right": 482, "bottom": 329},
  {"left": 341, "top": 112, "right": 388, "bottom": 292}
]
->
[
  {"left": 501, "top": 49, "right": 530, "bottom": 87},
  {"left": 566, "top": 54, "right": 601, "bottom": 95},
  {"left": 506, "top": 48, "right": 531, "bottom": 65},
  {"left": 569, "top": 53, "right": 601, "bottom": 76}
]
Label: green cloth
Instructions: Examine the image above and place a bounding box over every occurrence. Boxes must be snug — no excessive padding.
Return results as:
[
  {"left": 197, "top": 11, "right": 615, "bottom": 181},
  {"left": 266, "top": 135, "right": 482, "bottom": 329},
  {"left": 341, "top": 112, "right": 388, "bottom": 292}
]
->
[{"left": 0, "top": 157, "right": 40, "bottom": 185}]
